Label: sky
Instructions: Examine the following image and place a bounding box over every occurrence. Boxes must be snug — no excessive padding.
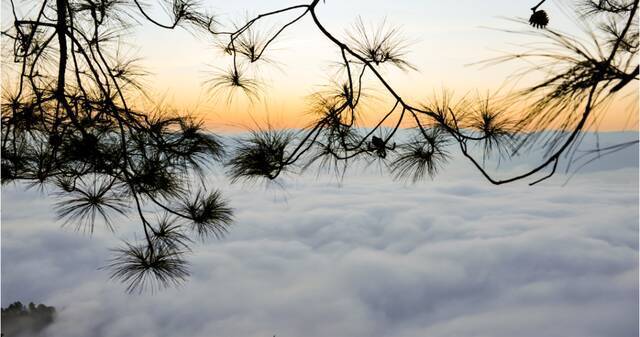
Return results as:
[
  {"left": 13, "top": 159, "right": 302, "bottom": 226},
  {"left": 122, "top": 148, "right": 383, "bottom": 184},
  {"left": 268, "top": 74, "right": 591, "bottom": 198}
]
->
[
  {"left": 1, "top": 131, "right": 638, "bottom": 337},
  {"left": 5, "top": 0, "right": 630, "bottom": 131}
]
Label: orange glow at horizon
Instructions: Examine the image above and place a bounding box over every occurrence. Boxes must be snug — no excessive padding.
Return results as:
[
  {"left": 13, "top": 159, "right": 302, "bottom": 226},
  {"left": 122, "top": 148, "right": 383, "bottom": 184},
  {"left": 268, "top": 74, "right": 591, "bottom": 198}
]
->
[{"left": 144, "top": 80, "right": 639, "bottom": 134}]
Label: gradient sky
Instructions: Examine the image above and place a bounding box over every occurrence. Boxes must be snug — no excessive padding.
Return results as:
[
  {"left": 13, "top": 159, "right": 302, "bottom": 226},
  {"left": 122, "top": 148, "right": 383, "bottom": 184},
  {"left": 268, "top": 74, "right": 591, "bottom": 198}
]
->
[
  {"left": 122, "top": 0, "right": 636, "bottom": 131},
  {"left": 4, "top": 0, "right": 638, "bottom": 130}
]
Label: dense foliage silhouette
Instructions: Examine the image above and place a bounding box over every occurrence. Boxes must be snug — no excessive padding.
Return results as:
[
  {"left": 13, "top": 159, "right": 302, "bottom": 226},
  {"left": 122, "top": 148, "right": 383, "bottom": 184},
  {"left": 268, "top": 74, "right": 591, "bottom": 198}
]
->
[{"left": 1, "top": 301, "right": 56, "bottom": 336}]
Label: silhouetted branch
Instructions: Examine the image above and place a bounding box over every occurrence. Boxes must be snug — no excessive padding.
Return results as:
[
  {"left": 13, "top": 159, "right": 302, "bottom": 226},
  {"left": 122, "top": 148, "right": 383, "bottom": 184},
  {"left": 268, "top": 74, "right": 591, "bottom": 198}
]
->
[{"left": 2, "top": 0, "right": 234, "bottom": 293}]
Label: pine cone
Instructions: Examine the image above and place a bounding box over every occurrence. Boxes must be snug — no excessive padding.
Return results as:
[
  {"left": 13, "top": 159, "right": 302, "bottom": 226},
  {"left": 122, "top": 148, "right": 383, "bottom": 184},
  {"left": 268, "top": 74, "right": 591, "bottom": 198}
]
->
[{"left": 529, "top": 10, "right": 549, "bottom": 29}]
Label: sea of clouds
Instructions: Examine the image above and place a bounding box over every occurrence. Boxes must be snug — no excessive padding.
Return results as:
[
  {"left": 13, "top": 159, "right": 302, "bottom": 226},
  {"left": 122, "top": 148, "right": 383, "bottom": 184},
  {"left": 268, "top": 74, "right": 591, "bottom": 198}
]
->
[{"left": 2, "top": 132, "right": 638, "bottom": 337}]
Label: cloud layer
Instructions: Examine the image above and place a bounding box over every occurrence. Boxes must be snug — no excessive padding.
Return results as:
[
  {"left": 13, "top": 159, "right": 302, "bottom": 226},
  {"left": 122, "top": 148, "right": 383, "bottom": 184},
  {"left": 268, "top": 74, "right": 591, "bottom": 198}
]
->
[{"left": 2, "top": 133, "right": 638, "bottom": 337}]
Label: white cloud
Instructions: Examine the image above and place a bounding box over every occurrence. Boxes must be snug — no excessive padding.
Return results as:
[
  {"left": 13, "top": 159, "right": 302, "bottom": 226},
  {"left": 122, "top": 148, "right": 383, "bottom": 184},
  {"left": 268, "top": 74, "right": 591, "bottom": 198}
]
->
[{"left": 1, "top": 133, "right": 638, "bottom": 337}]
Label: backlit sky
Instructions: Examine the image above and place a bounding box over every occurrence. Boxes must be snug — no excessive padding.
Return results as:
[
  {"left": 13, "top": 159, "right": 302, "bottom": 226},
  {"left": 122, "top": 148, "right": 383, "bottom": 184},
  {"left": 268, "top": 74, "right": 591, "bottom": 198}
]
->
[{"left": 4, "top": 0, "right": 639, "bottom": 130}]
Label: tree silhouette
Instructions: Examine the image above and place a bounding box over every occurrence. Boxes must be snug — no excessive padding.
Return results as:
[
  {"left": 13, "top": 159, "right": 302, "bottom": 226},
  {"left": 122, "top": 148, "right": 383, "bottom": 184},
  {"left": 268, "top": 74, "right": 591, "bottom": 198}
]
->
[
  {"left": 2, "top": 0, "right": 231, "bottom": 292},
  {"left": 1, "top": 301, "right": 56, "bottom": 336},
  {"left": 2, "top": 0, "right": 638, "bottom": 292}
]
